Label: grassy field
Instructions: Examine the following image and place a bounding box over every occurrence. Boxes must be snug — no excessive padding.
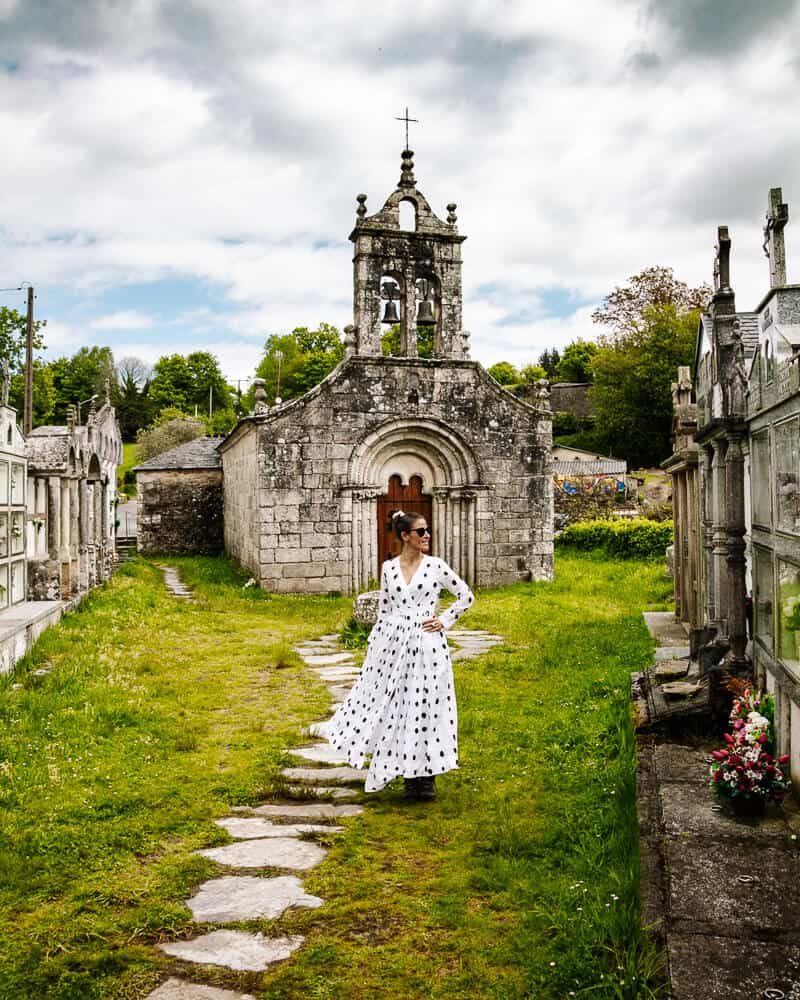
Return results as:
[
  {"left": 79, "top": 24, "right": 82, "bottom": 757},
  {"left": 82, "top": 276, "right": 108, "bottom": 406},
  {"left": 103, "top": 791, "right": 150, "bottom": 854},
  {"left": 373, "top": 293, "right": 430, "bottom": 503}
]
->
[
  {"left": 118, "top": 443, "right": 139, "bottom": 497},
  {"left": 0, "top": 552, "right": 672, "bottom": 999}
]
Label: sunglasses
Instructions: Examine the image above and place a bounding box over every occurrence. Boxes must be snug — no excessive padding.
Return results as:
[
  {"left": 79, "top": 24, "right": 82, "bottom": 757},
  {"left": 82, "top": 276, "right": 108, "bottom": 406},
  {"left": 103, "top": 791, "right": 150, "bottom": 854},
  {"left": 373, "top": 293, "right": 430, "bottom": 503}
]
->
[{"left": 408, "top": 527, "right": 431, "bottom": 537}]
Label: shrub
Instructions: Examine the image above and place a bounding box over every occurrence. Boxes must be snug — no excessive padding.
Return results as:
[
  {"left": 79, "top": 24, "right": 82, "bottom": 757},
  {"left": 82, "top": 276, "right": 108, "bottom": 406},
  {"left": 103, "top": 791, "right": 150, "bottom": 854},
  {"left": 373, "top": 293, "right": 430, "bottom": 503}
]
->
[{"left": 556, "top": 518, "right": 673, "bottom": 559}]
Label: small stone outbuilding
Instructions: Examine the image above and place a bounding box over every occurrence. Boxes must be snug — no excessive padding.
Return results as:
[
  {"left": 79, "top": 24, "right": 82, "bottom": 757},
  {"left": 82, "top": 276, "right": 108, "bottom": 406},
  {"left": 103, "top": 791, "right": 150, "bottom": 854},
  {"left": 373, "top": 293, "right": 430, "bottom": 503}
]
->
[{"left": 135, "top": 437, "right": 224, "bottom": 555}]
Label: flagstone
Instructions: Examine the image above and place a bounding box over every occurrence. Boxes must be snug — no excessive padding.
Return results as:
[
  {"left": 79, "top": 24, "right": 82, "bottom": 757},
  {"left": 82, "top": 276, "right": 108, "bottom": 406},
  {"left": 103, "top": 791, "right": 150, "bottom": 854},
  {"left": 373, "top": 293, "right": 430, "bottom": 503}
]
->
[
  {"left": 146, "top": 977, "right": 257, "bottom": 1000},
  {"left": 287, "top": 785, "right": 359, "bottom": 799},
  {"left": 159, "top": 931, "right": 303, "bottom": 972},
  {"left": 233, "top": 802, "right": 364, "bottom": 820},
  {"left": 653, "top": 646, "right": 690, "bottom": 661},
  {"left": 196, "top": 837, "right": 327, "bottom": 870},
  {"left": 187, "top": 875, "right": 323, "bottom": 923},
  {"left": 287, "top": 743, "right": 350, "bottom": 765},
  {"left": 215, "top": 817, "right": 343, "bottom": 839},
  {"left": 300, "top": 652, "right": 355, "bottom": 666},
  {"left": 308, "top": 721, "right": 329, "bottom": 738},
  {"left": 280, "top": 765, "right": 365, "bottom": 784}
]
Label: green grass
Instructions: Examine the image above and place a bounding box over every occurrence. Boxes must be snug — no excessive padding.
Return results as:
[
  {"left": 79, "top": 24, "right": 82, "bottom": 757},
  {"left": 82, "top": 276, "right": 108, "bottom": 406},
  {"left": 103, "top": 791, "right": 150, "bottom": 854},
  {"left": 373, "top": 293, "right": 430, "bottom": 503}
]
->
[
  {"left": 118, "top": 443, "right": 140, "bottom": 497},
  {"left": 0, "top": 552, "right": 671, "bottom": 999}
]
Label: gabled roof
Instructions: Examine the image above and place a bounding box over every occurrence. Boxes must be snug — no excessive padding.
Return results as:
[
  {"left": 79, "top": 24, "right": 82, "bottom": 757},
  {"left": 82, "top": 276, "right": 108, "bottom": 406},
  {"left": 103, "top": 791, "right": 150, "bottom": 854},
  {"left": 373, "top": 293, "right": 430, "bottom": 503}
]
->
[{"left": 134, "top": 436, "right": 223, "bottom": 472}]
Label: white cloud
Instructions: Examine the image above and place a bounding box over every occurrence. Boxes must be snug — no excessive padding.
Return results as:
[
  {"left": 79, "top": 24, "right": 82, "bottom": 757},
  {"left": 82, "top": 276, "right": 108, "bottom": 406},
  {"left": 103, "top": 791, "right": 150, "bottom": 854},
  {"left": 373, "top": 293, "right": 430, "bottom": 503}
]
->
[{"left": 90, "top": 310, "right": 156, "bottom": 331}]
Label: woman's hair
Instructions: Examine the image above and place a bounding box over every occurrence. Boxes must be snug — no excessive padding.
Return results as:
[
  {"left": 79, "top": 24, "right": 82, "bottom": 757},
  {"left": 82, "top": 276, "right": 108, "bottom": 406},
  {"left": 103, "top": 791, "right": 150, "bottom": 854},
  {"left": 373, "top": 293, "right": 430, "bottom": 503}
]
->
[{"left": 390, "top": 509, "right": 423, "bottom": 541}]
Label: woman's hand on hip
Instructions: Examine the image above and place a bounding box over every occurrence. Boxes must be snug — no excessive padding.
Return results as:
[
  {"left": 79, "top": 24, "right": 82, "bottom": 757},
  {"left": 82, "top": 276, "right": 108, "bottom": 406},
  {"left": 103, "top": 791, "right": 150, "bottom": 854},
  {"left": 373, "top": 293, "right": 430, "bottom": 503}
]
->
[{"left": 422, "top": 615, "right": 444, "bottom": 633}]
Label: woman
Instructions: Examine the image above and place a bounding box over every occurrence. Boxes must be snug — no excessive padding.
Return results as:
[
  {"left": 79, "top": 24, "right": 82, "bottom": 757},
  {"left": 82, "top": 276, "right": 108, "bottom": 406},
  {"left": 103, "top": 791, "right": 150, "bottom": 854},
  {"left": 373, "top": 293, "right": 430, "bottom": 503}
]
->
[{"left": 327, "top": 509, "right": 474, "bottom": 801}]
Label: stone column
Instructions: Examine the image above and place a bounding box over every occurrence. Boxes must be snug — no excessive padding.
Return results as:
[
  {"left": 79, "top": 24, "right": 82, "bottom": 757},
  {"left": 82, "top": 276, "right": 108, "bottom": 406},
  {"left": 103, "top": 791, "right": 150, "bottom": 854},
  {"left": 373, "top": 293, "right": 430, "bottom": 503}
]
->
[
  {"left": 463, "top": 490, "right": 477, "bottom": 587},
  {"left": 710, "top": 441, "right": 729, "bottom": 633},
  {"left": 78, "top": 479, "right": 89, "bottom": 591},
  {"left": 60, "top": 481, "right": 70, "bottom": 563},
  {"left": 725, "top": 431, "right": 748, "bottom": 663},
  {"left": 700, "top": 446, "right": 714, "bottom": 626},
  {"left": 401, "top": 268, "right": 418, "bottom": 357},
  {"left": 432, "top": 488, "right": 448, "bottom": 562},
  {"left": 672, "top": 470, "right": 685, "bottom": 621},
  {"left": 93, "top": 482, "right": 103, "bottom": 584},
  {"left": 687, "top": 464, "right": 702, "bottom": 629},
  {"left": 47, "top": 476, "right": 61, "bottom": 560}
]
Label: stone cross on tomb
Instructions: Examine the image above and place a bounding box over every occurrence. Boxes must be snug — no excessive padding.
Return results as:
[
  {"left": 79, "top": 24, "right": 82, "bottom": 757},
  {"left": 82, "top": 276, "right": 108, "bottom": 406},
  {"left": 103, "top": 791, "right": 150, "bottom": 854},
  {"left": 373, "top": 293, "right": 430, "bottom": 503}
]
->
[
  {"left": 714, "top": 226, "right": 732, "bottom": 294},
  {"left": 395, "top": 107, "right": 418, "bottom": 151},
  {"left": 1, "top": 359, "right": 9, "bottom": 407},
  {"left": 763, "top": 187, "right": 789, "bottom": 288}
]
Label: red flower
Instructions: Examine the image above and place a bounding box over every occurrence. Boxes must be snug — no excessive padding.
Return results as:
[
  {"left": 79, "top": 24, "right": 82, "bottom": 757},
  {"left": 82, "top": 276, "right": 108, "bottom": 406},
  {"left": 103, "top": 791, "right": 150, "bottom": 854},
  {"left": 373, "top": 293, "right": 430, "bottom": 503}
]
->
[{"left": 779, "top": 755, "right": 790, "bottom": 764}]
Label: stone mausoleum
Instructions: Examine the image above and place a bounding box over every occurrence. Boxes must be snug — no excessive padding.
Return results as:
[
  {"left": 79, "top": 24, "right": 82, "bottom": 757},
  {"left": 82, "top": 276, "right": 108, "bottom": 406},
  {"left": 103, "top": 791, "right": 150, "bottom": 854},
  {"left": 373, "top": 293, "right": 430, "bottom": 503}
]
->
[{"left": 140, "top": 151, "right": 555, "bottom": 592}]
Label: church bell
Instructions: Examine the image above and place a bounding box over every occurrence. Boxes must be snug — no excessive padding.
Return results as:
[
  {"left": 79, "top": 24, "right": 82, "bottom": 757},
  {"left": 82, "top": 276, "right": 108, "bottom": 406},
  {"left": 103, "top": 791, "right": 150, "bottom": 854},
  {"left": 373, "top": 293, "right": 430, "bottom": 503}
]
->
[
  {"left": 416, "top": 298, "right": 435, "bottom": 324},
  {"left": 382, "top": 300, "right": 400, "bottom": 324}
]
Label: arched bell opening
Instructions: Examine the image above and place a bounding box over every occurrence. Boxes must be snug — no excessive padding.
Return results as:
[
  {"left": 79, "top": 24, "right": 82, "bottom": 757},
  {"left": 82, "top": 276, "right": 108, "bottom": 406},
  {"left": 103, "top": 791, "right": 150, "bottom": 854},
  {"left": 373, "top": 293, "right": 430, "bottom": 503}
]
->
[
  {"left": 380, "top": 273, "right": 403, "bottom": 328},
  {"left": 377, "top": 473, "right": 433, "bottom": 567},
  {"left": 415, "top": 273, "right": 440, "bottom": 356},
  {"left": 399, "top": 197, "right": 417, "bottom": 232}
]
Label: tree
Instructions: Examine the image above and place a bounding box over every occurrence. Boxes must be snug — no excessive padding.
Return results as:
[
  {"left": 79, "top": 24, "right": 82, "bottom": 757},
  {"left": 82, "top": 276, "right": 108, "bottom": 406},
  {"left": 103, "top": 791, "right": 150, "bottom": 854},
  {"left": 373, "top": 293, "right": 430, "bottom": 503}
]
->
[
  {"left": 538, "top": 347, "right": 561, "bottom": 378},
  {"left": 136, "top": 412, "right": 207, "bottom": 462},
  {"left": 519, "top": 363, "right": 548, "bottom": 384},
  {"left": 9, "top": 361, "right": 56, "bottom": 425},
  {"left": 487, "top": 361, "right": 519, "bottom": 385},
  {"left": 0, "top": 305, "right": 47, "bottom": 375},
  {"left": 148, "top": 352, "right": 234, "bottom": 419},
  {"left": 591, "top": 265, "right": 711, "bottom": 336},
  {"left": 252, "top": 324, "right": 344, "bottom": 405},
  {"left": 49, "top": 346, "right": 115, "bottom": 424},
  {"left": 589, "top": 303, "right": 699, "bottom": 467},
  {"left": 555, "top": 339, "right": 598, "bottom": 383},
  {"left": 113, "top": 357, "right": 153, "bottom": 442},
  {"left": 381, "top": 323, "right": 434, "bottom": 359}
]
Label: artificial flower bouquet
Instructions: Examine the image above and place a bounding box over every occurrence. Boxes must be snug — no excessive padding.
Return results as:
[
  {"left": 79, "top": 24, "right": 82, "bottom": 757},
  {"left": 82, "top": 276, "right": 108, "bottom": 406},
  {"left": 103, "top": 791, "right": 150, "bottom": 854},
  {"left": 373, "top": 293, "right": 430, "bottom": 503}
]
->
[{"left": 709, "top": 688, "right": 791, "bottom": 804}]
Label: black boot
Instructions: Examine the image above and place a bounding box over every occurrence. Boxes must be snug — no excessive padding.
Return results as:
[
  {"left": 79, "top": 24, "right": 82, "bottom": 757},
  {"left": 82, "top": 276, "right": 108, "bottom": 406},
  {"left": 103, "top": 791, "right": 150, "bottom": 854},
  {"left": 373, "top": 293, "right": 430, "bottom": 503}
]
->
[
  {"left": 417, "top": 776, "right": 436, "bottom": 801},
  {"left": 403, "top": 778, "right": 420, "bottom": 801}
]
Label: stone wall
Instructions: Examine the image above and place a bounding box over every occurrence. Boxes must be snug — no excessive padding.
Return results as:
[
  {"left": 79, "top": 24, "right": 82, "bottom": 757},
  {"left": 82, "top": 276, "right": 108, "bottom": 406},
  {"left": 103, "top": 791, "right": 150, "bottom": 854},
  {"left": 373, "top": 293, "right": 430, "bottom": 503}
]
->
[
  {"left": 221, "top": 355, "right": 553, "bottom": 594},
  {"left": 137, "top": 469, "right": 223, "bottom": 555},
  {"left": 220, "top": 425, "right": 259, "bottom": 575}
]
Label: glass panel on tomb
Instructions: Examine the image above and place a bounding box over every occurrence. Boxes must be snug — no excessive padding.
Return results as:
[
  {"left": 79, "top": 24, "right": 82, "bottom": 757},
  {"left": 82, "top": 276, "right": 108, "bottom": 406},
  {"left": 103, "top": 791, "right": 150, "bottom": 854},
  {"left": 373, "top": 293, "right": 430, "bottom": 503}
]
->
[
  {"left": 0, "top": 564, "right": 7, "bottom": 609},
  {"left": 778, "top": 560, "right": 800, "bottom": 671},
  {"left": 775, "top": 418, "right": 800, "bottom": 534},
  {"left": 753, "top": 547, "right": 774, "bottom": 653},
  {"left": 0, "top": 461, "right": 8, "bottom": 505},
  {"left": 10, "top": 463, "right": 24, "bottom": 505},
  {"left": 10, "top": 511, "right": 24, "bottom": 555},
  {"left": 10, "top": 559, "right": 24, "bottom": 604},
  {"left": 751, "top": 433, "right": 771, "bottom": 528},
  {"left": 0, "top": 512, "right": 7, "bottom": 559}
]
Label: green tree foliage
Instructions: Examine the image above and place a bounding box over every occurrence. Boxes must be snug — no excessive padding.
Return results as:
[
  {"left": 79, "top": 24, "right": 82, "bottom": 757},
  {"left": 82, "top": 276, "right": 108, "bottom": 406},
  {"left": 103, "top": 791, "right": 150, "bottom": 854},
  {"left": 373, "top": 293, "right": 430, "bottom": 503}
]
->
[
  {"left": 538, "top": 347, "right": 561, "bottom": 378},
  {"left": 555, "top": 339, "right": 598, "bottom": 383},
  {"left": 487, "top": 361, "right": 518, "bottom": 385},
  {"left": 381, "top": 323, "right": 434, "bottom": 359},
  {"left": 253, "top": 323, "right": 344, "bottom": 404},
  {"left": 519, "top": 363, "right": 547, "bottom": 384},
  {"left": 589, "top": 303, "right": 699, "bottom": 467},
  {"left": 148, "top": 351, "right": 234, "bottom": 418},
  {"left": 591, "top": 265, "right": 711, "bottom": 335},
  {"left": 9, "top": 362, "right": 56, "bottom": 425},
  {"left": 0, "top": 305, "right": 47, "bottom": 374},
  {"left": 135, "top": 412, "right": 207, "bottom": 462},
  {"left": 49, "top": 346, "right": 115, "bottom": 424},
  {"left": 113, "top": 356, "right": 153, "bottom": 442}
]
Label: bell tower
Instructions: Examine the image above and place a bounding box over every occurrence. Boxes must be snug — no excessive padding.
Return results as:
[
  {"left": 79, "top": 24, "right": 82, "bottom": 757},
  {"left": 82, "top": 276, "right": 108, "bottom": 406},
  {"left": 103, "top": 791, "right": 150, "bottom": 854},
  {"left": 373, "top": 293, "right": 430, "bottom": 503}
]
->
[{"left": 349, "top": 149, "right": 469, "bottom": 359}]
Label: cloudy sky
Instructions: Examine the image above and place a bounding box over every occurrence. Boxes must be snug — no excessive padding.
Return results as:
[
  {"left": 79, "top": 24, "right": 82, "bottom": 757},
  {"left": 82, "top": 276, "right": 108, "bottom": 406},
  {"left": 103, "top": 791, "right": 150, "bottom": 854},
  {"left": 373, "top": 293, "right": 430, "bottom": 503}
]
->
[{"left": 1, "top": 0, "right": 799, "bottom": 384}]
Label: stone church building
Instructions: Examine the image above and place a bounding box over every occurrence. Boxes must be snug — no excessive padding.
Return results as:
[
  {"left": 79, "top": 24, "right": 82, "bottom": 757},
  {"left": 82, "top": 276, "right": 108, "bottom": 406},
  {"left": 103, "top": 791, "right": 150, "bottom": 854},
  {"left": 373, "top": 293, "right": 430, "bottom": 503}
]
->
[{"left": 139, "top": 151, "right": 554, "bottom": 593}]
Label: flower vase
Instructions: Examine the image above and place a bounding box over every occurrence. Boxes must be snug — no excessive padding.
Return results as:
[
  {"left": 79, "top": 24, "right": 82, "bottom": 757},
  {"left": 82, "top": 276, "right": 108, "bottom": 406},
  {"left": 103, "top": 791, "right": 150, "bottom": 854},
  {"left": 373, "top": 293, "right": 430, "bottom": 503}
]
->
[{"left": 729, "top": 795, "right": 766, "bottom": 818}]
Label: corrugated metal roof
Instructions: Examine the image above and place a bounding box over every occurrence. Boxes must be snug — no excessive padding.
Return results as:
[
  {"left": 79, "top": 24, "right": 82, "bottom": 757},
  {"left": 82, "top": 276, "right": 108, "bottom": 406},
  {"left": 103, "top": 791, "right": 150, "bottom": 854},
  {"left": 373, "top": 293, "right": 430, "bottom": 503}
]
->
[
  {"left": 554, "top": 460, "right": 627, "bottom": 476},
  {"left": 134, "top": 436, "right": 224, "bottom": 471}
]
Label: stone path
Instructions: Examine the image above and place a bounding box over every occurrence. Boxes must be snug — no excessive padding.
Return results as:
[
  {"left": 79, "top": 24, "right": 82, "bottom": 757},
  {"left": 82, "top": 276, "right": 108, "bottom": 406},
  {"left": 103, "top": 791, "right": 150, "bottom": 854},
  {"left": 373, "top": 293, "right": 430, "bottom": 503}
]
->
[
  {"left": 162, "top": 566, "right": 194, "bottom": 601},
  {"left": 146, "top": 623, "right": 502, "bottom": 998}
]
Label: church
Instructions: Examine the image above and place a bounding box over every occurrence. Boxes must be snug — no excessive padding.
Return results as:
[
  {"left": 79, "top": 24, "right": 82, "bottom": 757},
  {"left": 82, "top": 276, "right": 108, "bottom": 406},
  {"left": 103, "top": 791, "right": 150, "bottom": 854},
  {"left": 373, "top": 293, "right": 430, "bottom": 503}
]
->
[{"left": 138, "top": 150, "right": 554, "bottom": 593}]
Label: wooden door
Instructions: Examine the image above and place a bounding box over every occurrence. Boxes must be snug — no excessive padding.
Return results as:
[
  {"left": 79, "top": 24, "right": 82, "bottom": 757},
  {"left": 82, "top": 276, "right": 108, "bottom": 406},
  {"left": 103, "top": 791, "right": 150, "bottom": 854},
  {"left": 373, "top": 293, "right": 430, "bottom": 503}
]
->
[{"left": 377, "top": 474, "right": 433, "bottom": 572}]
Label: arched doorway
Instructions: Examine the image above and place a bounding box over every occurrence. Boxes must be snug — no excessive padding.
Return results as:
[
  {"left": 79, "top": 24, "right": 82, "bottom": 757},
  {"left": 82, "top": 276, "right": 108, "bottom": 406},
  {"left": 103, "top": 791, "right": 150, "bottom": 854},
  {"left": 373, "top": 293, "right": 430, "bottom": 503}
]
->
[{"left": 377, "top": 474, "right": 433, "bottom": 566}]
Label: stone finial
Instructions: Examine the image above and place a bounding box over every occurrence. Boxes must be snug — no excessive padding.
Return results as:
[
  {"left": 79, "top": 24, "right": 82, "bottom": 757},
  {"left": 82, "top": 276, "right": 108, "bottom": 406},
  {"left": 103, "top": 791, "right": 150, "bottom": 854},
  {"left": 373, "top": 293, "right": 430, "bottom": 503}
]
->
[
  {"left": 447, "top": 203, "right": 458, "bottom": 226},
  {"left": 66, "top": 403, "right": 76, "bottom": 430},
  {"left": 87, "top": 396, "right": 97, "bottom": 427},
  {"left": 104, "top": 377, "right": 111, "bottom": 405},
  {"left": 763, "top": 187, "right": 789, "bottom": 288},
  {"left": 727, "top": 317, "right": 748, "bottom": 418},
  {"left": 714, "top": 226, "right": 732, "bottom": 294},
  {"left": 343, "top": 324, "right": 357, "bottom": 357},
  {"left": 399, "top": 149, "right": 416, "bottom": 188},
  {"left": 356, "top": 193, "right": 367, "bottom": 220},
  {"left": 1, "top": 358, "right": 9, "bottom": 407},
  {"left": 535, "top": 379, "right": 551, "bottom": 411},
  {"left": 252, "top": 378, "right": 268, "bottom": 415}
]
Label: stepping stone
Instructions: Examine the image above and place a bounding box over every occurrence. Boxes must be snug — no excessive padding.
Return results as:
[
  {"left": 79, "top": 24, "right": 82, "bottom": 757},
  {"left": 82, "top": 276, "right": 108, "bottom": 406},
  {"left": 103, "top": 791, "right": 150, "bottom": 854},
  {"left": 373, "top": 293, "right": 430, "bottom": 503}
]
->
[
  {"left": 654, "top": 646, "right": 690, "bottom": 661},
  {"left": 300, "top": 653, "right": 355, "bottom": 666},
  {"left": 287, "top": 785, "right": 358, "bottom": 799},
  {"left": 328, "top": 686, "right": 351, "bottom": 701},
  {"left": 318, "top": 633, "right": 341, "bottom": 641},
  {"left": 187, "top": 875, "right": 323, "bottom": 922},
  {"left": 146, "top": 978, "right": 257, "bottom": 1000},
  {"left": 281, "top": 766, "right": 366, "bottom": 784},
  {"left": 196, "top": 837, "right": 328, "bottom": 870},
  {"left": 234, "top": 802, "right": 363, "bottom": 820},
  {"left": 215, "top": 817, "right": 343, "bottom": 839},
  {"left": 312, "top": 669, "right": 360, "bottom": 683},
  {"left": 661, "top": 681, "right": 703, "bottom": 699},
  {"left": 654, "top": 661, "right": 690, "bottom": 680},
  {"left": 160, "top": 931, "right": 303, "bottom": 972},
  {"left": 288, "top": 744, "right": 350, "bottom": 765},
  {"left": 308, "top": 721, "right": 329, "bottom": 738}
]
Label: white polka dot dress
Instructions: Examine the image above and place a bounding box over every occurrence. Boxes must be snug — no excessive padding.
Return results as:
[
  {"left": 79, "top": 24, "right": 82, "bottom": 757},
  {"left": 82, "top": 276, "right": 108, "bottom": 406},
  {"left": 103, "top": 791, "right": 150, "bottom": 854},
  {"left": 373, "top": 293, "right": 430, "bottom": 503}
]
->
[{"left": 328, "top": 555, "right": 474, "bottom": 793}]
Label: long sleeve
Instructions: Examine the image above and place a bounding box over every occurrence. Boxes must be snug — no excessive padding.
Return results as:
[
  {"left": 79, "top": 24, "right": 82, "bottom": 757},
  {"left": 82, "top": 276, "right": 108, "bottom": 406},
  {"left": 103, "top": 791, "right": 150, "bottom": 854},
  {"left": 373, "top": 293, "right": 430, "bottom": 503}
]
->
[
  {"left": 437, "top": 559, "right": 474, "bottom": 630},
  {"left": 375, "top": 560, "right": 392, "bottom": 623}
]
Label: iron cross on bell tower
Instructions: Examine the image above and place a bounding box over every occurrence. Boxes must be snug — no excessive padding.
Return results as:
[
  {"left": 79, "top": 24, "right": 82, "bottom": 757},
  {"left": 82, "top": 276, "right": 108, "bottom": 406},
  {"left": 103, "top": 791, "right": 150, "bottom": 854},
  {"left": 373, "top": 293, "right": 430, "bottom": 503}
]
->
[{"left": 395, "top": 107, "right": 418, "bottom": 151}]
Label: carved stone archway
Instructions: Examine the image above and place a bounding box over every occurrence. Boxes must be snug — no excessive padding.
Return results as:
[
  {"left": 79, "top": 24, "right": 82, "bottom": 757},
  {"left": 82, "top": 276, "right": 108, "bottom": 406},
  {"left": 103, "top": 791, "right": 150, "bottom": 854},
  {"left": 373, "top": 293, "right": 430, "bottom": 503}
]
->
[{"left": 344, "top": 418, "right": 484, "bottom": 591}]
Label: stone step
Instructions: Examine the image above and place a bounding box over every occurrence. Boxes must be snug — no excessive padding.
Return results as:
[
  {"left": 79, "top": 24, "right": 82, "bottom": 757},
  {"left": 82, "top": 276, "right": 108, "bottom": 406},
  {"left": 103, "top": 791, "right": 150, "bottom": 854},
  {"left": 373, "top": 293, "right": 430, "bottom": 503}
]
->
[
  {"left": 286, "top": 785, "right": 358, "bottom": 800},
  {"left": 280, "top": 765, "right": 366, "bottom": 785},
  {"left": 232, "top": 802, "right": 364, "bottom": 821},
  {"left": 215, "top": 817, "right": 344, "bottom": 839},
  {"left": 654, "top": 661, "right": 691, "bottom": 681},
  {"left": 654, "top": 646, "right": 691, "bottom": 661},
  {"left": 196, "top": 837, "right": 327, "bottom": 871},
  {"left": 187, "top": 874, "right": 323, "bottom": 923},
  {"left": 160, "top": 931, "right": 303, "bottom": 972},
  {"left": 297, "top": 652, "right": 355, "bottom": 666},
  {"left": 287, "top": 744, "right": 350, "bottom": 765},
  {"left": 661, "top": 681, "right": 703, "bottom": 700},
  {"left": 146, "top": 978, "right": 257, "bottom": 1000}
]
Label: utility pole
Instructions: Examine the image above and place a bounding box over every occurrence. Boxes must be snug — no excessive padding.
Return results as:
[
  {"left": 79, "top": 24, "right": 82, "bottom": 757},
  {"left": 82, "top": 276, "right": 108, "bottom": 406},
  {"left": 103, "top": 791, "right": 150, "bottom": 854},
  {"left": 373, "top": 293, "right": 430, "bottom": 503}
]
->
[
  {"left": 209, "top": 383, "right": 213, "bottom": 419},
  {"left": 23, "top": 285, "right": 34, "bottom": 435}
]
